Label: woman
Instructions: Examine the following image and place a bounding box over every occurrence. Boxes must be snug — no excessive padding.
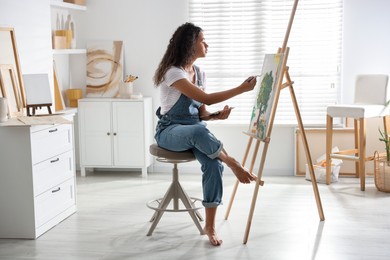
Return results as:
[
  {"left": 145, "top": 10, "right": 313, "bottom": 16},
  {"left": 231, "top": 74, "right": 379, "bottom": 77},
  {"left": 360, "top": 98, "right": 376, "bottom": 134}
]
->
[{"left": 153, "top": 22, "right": 257, "bottom": 246}]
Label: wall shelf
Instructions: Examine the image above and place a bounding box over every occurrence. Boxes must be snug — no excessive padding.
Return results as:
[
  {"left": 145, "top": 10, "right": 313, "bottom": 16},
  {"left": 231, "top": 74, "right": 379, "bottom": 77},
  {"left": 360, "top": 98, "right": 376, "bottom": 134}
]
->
[
  {"left": 50, "top": 1, "right": 87, "bottom": 11},
  {"left": 52, "top": 49, "right": 86, "bottom": 55}
]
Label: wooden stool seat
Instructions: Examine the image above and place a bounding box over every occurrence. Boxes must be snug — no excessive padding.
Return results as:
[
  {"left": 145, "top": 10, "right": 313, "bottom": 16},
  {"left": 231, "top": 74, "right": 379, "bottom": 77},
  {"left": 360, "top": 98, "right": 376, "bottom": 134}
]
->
[{"left": 146, "top": 144, "right": 204, "bottom": 236}]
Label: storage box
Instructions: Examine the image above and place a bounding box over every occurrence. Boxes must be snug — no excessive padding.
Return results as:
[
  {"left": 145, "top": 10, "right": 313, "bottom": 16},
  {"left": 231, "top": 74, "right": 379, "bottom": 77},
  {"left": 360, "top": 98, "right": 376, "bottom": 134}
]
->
[{"left": 64, "top": 0, "right": 86, "bottom": 6}]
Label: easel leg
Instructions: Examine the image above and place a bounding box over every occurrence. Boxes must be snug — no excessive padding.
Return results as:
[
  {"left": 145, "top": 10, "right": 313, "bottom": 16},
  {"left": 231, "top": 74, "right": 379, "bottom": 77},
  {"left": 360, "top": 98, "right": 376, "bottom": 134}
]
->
[
  {"left": 224, "top": 137, "right": 253, "bottom": 220},
  {"left": 225, "top": 137, "right": 261, "bottom": 220},
  {"left": 243, "top": 141, "right": 269, "bottom": 244},
  {"left": 286, "top": 72, "right": 324, "bottom": 221}
]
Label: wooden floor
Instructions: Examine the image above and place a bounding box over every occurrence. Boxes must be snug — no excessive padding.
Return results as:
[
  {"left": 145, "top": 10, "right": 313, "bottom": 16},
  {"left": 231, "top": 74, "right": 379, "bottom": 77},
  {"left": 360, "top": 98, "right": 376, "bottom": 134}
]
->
[{"left": 1, "top": 171, "right": 389, "bottom": 260}]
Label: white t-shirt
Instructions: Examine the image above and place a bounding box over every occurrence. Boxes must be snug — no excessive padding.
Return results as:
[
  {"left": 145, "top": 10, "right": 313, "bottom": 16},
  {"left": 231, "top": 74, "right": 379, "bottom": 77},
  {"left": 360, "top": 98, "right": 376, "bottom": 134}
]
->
[{"left": 159, "top": 66, "right": 206, "bottom": 115}]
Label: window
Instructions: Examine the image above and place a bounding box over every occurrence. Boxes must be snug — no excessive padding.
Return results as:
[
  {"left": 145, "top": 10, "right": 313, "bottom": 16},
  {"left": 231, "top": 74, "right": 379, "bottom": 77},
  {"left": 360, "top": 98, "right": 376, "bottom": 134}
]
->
[{"left": 189, "top": 0, "right": 343, "bottom": 125}]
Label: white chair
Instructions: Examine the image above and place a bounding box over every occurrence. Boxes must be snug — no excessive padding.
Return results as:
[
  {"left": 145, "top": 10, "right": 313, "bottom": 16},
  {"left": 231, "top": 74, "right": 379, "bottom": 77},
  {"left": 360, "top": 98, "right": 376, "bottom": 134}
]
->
[{"left": 326, "top": 74, "right": 390, "bottom": 191}]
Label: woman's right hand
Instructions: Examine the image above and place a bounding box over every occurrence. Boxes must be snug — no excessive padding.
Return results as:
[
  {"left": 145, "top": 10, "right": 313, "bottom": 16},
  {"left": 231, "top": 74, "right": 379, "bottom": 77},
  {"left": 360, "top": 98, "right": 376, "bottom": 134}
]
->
[{"left": 240, "top": 76, "right": 257, "bottom": 92}]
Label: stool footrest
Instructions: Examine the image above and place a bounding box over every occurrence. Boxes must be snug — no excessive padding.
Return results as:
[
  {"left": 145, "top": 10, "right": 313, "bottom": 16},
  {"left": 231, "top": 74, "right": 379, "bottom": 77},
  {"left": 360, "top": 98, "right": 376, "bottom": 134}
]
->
[
  {"left": 147, "top": 197, "right": 203, "bottom": 213},
  {"left": 330, "top": 153, "right": 359, "bottom": 161}
]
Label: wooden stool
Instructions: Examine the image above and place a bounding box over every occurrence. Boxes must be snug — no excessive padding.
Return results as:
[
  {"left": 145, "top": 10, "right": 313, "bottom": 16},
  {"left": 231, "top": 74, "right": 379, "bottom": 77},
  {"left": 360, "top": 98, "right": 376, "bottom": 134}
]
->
[{"left": 147, "top": 144, "right": 204, "bottom": 236}]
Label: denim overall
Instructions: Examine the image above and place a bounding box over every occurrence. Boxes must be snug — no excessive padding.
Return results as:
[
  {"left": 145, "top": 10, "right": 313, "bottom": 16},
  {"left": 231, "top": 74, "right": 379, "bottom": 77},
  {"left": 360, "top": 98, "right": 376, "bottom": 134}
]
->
[{"left": 155, "top": 66, "right": 224, "bottom": 208}]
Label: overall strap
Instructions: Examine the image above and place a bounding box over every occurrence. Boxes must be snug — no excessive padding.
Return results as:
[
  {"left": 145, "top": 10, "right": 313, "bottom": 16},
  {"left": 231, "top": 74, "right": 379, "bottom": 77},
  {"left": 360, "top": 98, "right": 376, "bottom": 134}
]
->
[{"left": 193, "top": 65, "right": 203, "bottom": 87}]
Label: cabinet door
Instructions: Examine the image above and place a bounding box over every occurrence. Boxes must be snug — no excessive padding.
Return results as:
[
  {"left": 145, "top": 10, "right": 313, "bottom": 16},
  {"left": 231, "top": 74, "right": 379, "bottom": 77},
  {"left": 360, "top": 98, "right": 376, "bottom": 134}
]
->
[
  {"left": 79, "top": 101, "right": 112, "bottom": 166},
  {"left": 112, "top": 102, "right": 145, "bottom": 166}
]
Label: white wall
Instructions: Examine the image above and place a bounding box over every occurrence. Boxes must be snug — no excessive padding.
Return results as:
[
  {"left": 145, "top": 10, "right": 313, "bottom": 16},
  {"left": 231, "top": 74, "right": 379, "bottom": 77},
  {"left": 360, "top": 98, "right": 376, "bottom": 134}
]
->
[
  {"left": 83, "top": 0, "right": 189, "bottom": 105},
  {"left": 1, "top": 0, "right": 389, "bottom": 176},
  {"left": 342, "top": 0, "right": 390, "bottom": 104}
]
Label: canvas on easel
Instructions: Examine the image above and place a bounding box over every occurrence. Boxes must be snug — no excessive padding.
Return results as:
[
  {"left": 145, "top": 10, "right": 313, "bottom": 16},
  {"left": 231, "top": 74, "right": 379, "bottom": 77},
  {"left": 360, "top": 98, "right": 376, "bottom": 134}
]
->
[
  {"left": 248, "top": 53, "right": 284, "bottom": 140},
  {"left": 22, "top": 74, "right": 53, "bottom": 116}
]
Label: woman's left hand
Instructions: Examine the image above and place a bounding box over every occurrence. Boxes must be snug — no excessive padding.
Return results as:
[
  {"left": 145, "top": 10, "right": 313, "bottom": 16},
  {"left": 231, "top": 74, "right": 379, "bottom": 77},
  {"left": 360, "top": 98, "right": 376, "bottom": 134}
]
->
[{"left": 200, "top": 105, "right": 233, "bottom": 121}]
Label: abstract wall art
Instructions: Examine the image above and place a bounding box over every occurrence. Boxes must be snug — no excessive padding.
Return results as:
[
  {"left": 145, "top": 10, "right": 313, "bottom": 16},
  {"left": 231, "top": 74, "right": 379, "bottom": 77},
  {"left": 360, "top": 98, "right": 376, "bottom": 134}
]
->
[{"left": 86, "top": 41, "right": 123, "bottom": 97}]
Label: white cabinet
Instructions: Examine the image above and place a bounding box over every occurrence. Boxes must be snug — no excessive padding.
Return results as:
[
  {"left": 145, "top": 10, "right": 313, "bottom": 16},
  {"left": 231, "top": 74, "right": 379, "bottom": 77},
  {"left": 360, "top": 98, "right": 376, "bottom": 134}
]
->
[
  {"left": 0, "top": 118, "right": 77, "bottom": 239},
  {"left": 78, "top": 98, "right": 153, "bottom": 177}
]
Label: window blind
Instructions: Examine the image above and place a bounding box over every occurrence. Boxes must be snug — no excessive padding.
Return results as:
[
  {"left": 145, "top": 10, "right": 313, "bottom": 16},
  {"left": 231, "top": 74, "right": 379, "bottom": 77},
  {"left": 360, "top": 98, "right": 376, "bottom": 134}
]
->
[{"left": 189, "top": 0, "right": 343, "bottom": 125}]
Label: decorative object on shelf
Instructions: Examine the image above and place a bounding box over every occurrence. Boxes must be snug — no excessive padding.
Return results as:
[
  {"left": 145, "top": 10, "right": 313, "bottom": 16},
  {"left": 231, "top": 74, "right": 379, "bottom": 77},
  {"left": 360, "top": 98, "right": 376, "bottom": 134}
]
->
[
  {"left": 119, "top": 82, "right": 133, "bottom": 98},
  {"left": 22, "top": 74, "right": 53, "bottom": 116},
  {"left": 374, "top": 151, "right": 390, "bottom": 192},
  {"left": 86, "top": 40, "right": 123, "bottom": 97},
  {"left": 55, "top": 30, "right": 72, "bottom": 49},
  {"left": 119, "top": 75, "right": 138, "bottom": 98},
  {"left": 53, "top": 35, "right": 67, "bottom": 49},
  {"left": 64, "top": 0, "right": 86, "bottom": 6},
  {"left": 0, "top": 27, "right": 26, "bottom": 108},
  {"left": 124, "top": 74, "right": 138, "bottom": 83},
  {"left": 53, "top": 13, "right": 75, "bottom": 49},
  {"left": 66, "top": 88, "right": 82, "bottom": 107},
  {"left": 0, "top": 97, "right": 8, "bottom": 122},
  {"left": 64, "top": 14, "right": 76, "bottom": 49},
  {"left": 53, "top": 62, "right": 65, "bottom": 111}
]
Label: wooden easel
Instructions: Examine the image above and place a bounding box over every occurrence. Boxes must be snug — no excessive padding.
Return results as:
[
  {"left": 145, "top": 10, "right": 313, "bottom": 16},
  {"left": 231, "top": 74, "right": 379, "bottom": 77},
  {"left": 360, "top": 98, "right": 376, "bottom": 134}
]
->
[
  {"left": 26, "top": 104, "right": 52, "bottom": 116},
  {"left": 224, "top": 0, "right": 325, "bottom": 244}
]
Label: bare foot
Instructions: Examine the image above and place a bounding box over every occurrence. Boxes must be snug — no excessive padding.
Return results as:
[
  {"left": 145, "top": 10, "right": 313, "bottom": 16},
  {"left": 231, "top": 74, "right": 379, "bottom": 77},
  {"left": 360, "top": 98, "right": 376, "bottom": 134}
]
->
[
  {"left": 229, "top": 158, "right": 256, "bottom": 183},
  {"left": 218, "top": 149, "right": 256, "bottom": 184},
  {"left": 203, "top": 226, "right": 223, "bottom": 246}
]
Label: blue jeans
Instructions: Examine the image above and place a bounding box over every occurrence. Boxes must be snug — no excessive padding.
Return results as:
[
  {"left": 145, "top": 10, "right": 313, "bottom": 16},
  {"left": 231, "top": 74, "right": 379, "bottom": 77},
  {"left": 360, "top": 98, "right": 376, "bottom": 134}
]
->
[{"left": 155, "top": 123, "right": 224, "bottom": 208}]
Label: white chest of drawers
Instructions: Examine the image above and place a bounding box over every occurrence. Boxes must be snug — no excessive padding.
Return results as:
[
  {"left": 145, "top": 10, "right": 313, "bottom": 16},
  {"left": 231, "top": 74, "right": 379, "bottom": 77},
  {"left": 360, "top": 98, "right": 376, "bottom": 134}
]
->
[{"left": 0, "top": 118, "right": 77, "bottom": 239}]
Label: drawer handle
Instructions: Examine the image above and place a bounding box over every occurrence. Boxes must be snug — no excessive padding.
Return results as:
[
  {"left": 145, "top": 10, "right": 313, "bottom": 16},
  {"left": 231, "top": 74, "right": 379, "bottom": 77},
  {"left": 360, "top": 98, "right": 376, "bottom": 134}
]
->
[
  {"left": 52, "top": 187, "right": 61, "bottom": 193},
  {"left": 49, "top": 128, "right": 58, "bottom": 133},
  {"left": 107, "top": 132, "right": 110, "bottom": 136},
  {"left": 50, "top": 158, "right": 60, "bottom": 163},
  {"left": 113, "top": 133, "right": 117, "bottom": 136}
]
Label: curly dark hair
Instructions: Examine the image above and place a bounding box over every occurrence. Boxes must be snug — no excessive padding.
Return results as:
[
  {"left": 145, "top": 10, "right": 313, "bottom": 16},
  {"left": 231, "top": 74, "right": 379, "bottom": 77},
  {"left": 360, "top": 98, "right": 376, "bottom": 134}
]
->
[{"left": 154, "top": 22, "right": 203, "bottom": 86}]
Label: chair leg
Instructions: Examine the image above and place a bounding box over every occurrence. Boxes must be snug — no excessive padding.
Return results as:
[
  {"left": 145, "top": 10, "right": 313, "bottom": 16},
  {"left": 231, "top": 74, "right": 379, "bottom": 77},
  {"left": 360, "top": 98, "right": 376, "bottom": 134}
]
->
[
  {"left": 384, "top": 115, "right": 390, "bottom": 135},
  {"left": 354, "top": 119, "right": 360, "bottom": 178},
  {"left": 359, "top": 118, "right": 366, "bottom": 191},
  {"left": 326, "top": 115, "right": 333, "bottom": 185}
]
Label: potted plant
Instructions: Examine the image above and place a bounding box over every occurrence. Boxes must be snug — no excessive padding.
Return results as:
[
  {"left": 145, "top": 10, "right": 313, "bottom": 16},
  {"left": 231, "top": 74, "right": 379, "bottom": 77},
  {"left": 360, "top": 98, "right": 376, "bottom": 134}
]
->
[
  {"left": 378, "top": 128, "right": 390, "bottom": 164},
  {"left": 375, "top": 127, "right": 390, "bottom": 192}
]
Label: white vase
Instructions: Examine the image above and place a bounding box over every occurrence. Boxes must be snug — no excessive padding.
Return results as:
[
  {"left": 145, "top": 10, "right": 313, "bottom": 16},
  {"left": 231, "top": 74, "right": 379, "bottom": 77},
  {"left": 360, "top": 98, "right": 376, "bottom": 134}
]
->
[
  {"left": 0, "top": 97, "right": 9, "bottom": 122},
  {"left": 119, "top": 82, "right": 133, "bottom": 98}
]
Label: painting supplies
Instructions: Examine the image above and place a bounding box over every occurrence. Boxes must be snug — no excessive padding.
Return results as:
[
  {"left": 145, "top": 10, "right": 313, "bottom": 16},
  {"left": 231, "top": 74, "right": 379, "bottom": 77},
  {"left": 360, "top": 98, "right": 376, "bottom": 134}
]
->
[{"left": 125, "top": 75, "right": 138, "bottom": 83}]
